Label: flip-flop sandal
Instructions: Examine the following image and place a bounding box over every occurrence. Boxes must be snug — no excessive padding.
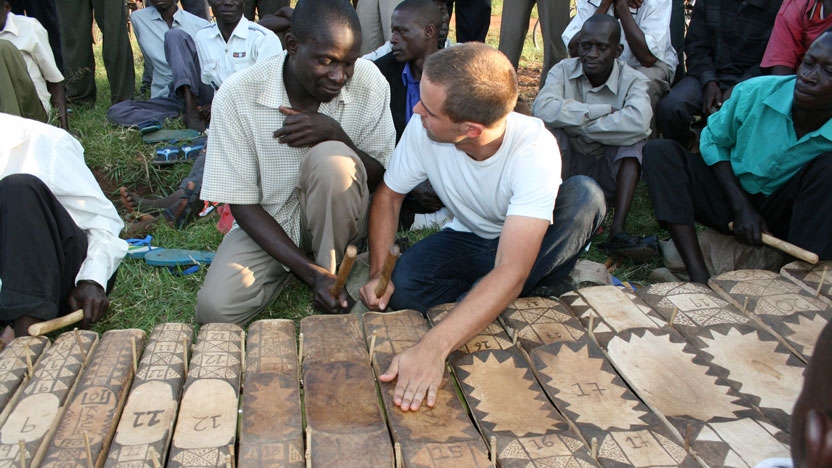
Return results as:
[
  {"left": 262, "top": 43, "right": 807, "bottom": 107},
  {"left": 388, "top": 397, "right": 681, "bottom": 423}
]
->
[
  {"left": 135, "top": 119, "right": 162, "bottom": 135},
  {"left": 145, "top": 249, "right": 214, "bottom": 267},
  {"left": 152, "top": 146, "right": 182, "bottom": 166},
  {"left": 181, "top": 137, "right": 206, "bottom": 160},
  {"left": 125, "top": 234, "right": 163, "bottom": 259},
  {"left": 141, "top": 129, "right": 201, "bottom": 144},
  {"left": 163, "top": 182, "right": 201, "bottom": 229},
  {"left": 599, "top": 233, "right": 659, "bottom": 264}
]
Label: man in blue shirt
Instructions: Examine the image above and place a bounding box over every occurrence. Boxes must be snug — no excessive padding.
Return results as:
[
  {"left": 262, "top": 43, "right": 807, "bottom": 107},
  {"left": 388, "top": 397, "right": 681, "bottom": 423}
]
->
[{"left": 643, "top": 29, "right": 832, "bottom": 284}]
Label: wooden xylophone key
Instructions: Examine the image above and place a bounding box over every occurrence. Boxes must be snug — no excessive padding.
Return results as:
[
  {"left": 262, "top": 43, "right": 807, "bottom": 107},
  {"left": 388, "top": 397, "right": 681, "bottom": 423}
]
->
[
  {"left": 709, "top": 269, "right": 831, "bottom": 362},
  {"left": 0, "top": 330, "right": 97, "bottom": 467},
  {"left": 563, "top": 286, "right": 791, "bottom": 467},
  {"left": 639, "top": 282, "right": 806, "bottom": 434},
  {"left": 0, "top": 336, "right": 50, "bottom": 426},
  {"left": 780, "top": 260, "right": 832, "bottom": 306},
  {"left": 427, "top": 303, "right": 599, "bottom": 468},
  {"left": 40, "top": 329, "right": 146, "bottom": 468},
  {"left": 238, "top": 320, "right": 304, "bottom": 468},
  {"left": 105, "top": 323, "right": 194, "bottom": 468},
  {"left": 500, "top": 297, "right": 698, "bottom": 467},
  {"left": 300, "top": 315, "right": 393, "bottom": 467},
  {"left": 168, "top": 323, "right": 244, "bottom": 468},
  {"left": 363, "top": 310, "right": 494, "bottom": 468}
]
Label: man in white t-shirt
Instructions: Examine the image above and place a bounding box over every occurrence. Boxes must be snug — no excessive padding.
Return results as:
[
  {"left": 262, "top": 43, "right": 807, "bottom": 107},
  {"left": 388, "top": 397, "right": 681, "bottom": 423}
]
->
[{"left": 359, "top": 43, "right": 605, "bottom": 412}]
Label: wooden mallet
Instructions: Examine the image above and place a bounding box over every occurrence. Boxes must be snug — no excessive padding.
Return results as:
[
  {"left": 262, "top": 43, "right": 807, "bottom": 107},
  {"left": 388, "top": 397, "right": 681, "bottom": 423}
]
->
[
  {"left": 330, "top": 245, "right": 358, "bottom": 298},
  {"left": 28, "top": 309, "right": 84, "bottom": 336},
  {"left": 374, "top": 244, "right": 401, "bottom": 298},
  {"left": 728, "top": 222, "right": 819, "bottom": 264}
]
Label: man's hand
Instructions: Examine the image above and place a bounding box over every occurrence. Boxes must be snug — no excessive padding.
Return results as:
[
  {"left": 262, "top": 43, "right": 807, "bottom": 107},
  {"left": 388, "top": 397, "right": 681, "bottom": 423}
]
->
[
  {"left": 410, "top": 181, "right": 443, "bottom": 213},
  {"left": 67, "top": 280, "right": 110, "bottom": 328},
  {"left": 273, "top": 106, "right": 347, "bottom": 147},
  {"left": 359, "top": 276, "right": 395, "bottom": 311},
  {"left": 732, "top": 207, "right": 770, "bottom": 246},
  {"left": 702, "top": 81, "right": 723, "bottom": 116},
  {"left": 628, "top": 0, "right": 643, "bottom": 8},
  {"left": 312, "top": 268, "right": 349, "bottom": 314},
  {"left": 378, "top": 339, "right": 446, "bottom": 411}
]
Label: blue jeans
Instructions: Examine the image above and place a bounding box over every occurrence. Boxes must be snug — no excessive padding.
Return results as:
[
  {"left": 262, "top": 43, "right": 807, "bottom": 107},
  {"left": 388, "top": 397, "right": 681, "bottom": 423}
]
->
[{"left": 389, "top": 176, "right": 606, "bottom": 312}]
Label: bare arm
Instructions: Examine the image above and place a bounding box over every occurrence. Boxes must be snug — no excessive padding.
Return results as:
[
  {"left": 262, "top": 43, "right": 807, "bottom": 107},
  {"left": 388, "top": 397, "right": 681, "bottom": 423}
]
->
[
  {"left": 273, "top": 106, "right": 385, "bottom": 191},
  {"left": 378, "top": 215, "right": 549, "bottom": 411},
  {"left": 231, "top": 204, "right": 348, "bottom": 313},
  {"left": 359, "top": 182, "right": 406, "bottom": 310},
  {"left": 46, "top": 80, "right": 68, "bottom": 130},
  {"left": 614, "top": 0, "right": 657, "bottom": 67},
  {"left": 769, "top": 65, "right": 796, "bottom": 76}
]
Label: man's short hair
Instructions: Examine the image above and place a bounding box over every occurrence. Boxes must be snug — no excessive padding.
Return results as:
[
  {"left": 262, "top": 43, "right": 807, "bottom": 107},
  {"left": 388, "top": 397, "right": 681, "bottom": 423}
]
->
[
  {"left": 395, "top": 0, "right": 444, "bottom": 35},
  {"left": 291, "top": 0, "right": 361, "bottom": 42},
  {"left": 423, "top": 43, "right": 517, "bottom": 127},
  {"left": 581, "top": 14, "right": 621, "bottom": 45}
]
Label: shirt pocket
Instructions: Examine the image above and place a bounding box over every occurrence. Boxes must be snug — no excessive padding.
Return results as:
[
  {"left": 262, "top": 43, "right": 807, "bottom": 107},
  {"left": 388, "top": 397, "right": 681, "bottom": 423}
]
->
[{"left": 201, "top": 59, "right": 219, "bottom": 84}]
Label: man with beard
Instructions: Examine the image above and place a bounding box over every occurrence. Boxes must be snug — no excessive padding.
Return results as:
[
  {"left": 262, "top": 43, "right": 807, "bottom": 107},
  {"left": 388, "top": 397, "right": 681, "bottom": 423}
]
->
[
  {"left": 197, "top": 0, "right": 395, "bottom": 324},
  {"left": 360, "top": 43, "right": 605, "bottom": 411}
]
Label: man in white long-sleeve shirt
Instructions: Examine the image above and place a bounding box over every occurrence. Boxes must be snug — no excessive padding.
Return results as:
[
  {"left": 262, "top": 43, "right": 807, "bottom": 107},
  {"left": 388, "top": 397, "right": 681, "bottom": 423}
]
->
[
  {"left": 535, "top": 15, "right": 654, "bottom": 260},
  {"left": 0, "top": 113, "right": 127, "bottom": 341}
]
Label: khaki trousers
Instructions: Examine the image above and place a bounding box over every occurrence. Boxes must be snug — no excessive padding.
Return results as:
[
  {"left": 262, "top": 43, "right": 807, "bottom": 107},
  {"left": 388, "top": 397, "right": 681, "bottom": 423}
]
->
[{"left": 195, "top": 141, "right": 369, "bottom": 325}]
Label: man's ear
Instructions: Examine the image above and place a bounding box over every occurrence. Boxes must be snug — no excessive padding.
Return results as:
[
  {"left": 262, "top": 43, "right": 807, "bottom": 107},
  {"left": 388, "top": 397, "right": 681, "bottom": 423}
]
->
[
  {"left": 615, "top": 44, "right": 624, "bottom": 58},
  {"left": 804, "top": 409, "right": 832, "bottom": 468},
  {"left": 285, "top": 32, "right": 298, "bottom": 56},
  {"left": 424, "top": 23, "right": 436, "bottom": 40},
  {"left": 462, "top": 122, "right": 484, "bottom": 139}
]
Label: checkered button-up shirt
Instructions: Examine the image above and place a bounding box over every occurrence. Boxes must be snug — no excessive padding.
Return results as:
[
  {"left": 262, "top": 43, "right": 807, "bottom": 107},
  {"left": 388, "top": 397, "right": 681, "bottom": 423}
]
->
[{"left": 202, "top": 51, "right": 395, "bottom": 249}]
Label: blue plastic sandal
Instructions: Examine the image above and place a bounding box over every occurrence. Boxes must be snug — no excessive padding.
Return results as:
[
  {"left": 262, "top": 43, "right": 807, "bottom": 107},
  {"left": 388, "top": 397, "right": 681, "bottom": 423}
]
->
[
  {"left": 125, "top": 235, "right": 162, "bottom": 259},
  {"left": 152, "top": 146, "right": 182, "bottom": 166}
]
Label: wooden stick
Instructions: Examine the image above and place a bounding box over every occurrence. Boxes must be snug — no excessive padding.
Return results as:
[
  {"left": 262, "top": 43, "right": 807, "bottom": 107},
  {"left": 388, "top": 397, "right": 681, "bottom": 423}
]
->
[
  {"left": 28, "top": 309, "right": 83, "bottom": 336},
  {"left": 330, "top": 245, "right": 358, "bottom": 297},
  {"left": 298, "top": 333, "right": 304, "bottom": 370},
  {"left": 24, "top": 343, "right": 33, "bottom": 377},
  {"left": 131, "top": 337, "right": 138, "bottom": 374},
  {"left": 182, "top": 338, "right": 189, "bottom": 377},
  {"left": 728, "top": 222, "right": 819, "bottom": 264},
  {"left": 18, "top": 440, "right": 26, "bottom": 468},
  {"left": 587, "top": 315, "right": 595, "bottom": 339},
  {"left": 590, "top": 437, "right": 598, "bottom": 459},
  {"left": 74, "top": 328, "right": 88, "bottom": 362},
  {"left": 228, "top": 444, "right": 235, "bottom": 468},
  {"left": 394, "top": 442, "right": 402, "bottom": 468},
  {"left": 742, "top": 297, "right": 749, "bottom": 315},
  {"left": 148, "top": 447, "right": 162, "bottom": 468},
  {"left": 684, "top": 424, "right": 693, "bottom": 452},
  {"left": 224, "top": 455, "right": 232, "bottom": 468},
  {"left": 305, "top": 427, "right": 311, "bottom": 468},
  {"left": 490, "top": 436, "right": 497, "bottom": 464},
  {"left": 374, "top": 244, "right": 401, "bottom": 298},
  {"left": 368, "top": 332, "right": 377, "bottom": 365},
  {"left": 83, "top": 431, "right": 93, "bottom": 468},
  {"left": 669, "top": 307, "right": 679, "bottom": 326},
  {"left": 815, "top": 267, "right": 828, "bottom": 298}
]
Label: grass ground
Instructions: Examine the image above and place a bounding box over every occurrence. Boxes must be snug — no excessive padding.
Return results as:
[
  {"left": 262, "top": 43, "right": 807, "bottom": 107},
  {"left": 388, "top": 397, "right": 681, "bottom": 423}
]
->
[{"left": 70, "top": 0, "right": 662, "bottom": 338}]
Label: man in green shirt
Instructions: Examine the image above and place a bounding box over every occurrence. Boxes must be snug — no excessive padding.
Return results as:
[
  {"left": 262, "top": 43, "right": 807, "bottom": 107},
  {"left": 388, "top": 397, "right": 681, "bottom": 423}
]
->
[{"left": 643, "top": 29, "right": 832, "bottom": 284}]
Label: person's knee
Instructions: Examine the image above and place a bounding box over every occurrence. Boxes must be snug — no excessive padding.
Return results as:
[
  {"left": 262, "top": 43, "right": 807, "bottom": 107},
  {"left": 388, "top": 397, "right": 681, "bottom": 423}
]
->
[
  {"left": 0, "top": 173, "right": 48, "bottom": 202},
  {"left": 560, "top": 175, "right": 606, "bottom": 219},
  {"left": 300, "top": 141, "right": 363, "bottom": 192},
  {"left": 164, "top": 28, "right": 191, "bottom": 44},
  {"left": 642, "top": 139, "right": 680, "bottom": 177}
]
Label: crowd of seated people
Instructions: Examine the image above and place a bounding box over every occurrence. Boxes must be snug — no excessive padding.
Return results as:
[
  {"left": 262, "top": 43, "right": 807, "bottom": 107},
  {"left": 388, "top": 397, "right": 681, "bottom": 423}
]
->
[{"left": 1, "top": 0, "right": 831, "bottom": 383}]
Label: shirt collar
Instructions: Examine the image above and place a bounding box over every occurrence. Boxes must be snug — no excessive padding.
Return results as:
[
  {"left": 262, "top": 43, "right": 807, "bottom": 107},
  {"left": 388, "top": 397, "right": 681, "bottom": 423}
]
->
[
  {"left": 2, "top": 12, "right": 21, "bottom": 37},
  {"left": 150, "top": 6, "right": 184, "bottom": 27},
  {"left": 208, "top": 16, "right": 251, "bottom": 41},
  {"left": 569, "top": 58, "right": 623, "bottom": 95},
  {"left": 259, "top": 52, "right": 352, "bottom": 110},
  {"left": 764, "top": 76, "right": 832, "bottom": 141},
  {"left": 401, "top": 61, "right": 419, "bottom": 86}
]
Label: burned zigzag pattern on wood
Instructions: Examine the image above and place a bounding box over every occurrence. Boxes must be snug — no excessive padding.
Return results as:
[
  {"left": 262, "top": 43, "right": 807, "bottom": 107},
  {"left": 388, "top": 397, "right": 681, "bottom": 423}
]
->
[
  {"left": 0, "top": 336, "right": 49, "bottom": 413},
  {"left": 499, "top": 297, "right": 587, "bottom": 350},
  {"left": 780, "top": 260, "right": 832, "bottom": 306}
]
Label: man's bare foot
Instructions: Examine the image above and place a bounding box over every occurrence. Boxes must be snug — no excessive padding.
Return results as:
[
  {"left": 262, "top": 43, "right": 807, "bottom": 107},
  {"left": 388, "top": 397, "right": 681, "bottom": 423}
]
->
[
  {"left": 123, "top": 213, "right": 159, "bottom": 237},
  {"left": 120, "top": 187, "right": 184, "bottom": 212},
  {"left": 122, "top": 182, "right": 198, "bottom": 236}
]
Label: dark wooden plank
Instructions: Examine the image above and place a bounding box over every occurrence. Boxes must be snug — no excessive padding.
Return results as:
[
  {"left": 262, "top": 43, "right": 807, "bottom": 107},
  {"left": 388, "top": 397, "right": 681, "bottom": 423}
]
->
[
  {"left": 363, "top": 310, "right": 493, "bottom": 468},
  {"left": 238, "top": 320, "right": 304, "bottom": 468},
  {"left": 0, "top": 330, "right": 96, "bottom": 467},
  {"left": 427, "top": 303, "right": 600, "bottom": 468},
  {"left": 105, "top": 323, "right": 193, "bottom": 468},
  {"left": 41, "top": 329, "right": 146, "bottom": 468},
  {"left": 168, "top": 323, "right": 244, "bottom": 468},
  {"left": 300, "top": 315, "right": 393, "bottom": 468}
]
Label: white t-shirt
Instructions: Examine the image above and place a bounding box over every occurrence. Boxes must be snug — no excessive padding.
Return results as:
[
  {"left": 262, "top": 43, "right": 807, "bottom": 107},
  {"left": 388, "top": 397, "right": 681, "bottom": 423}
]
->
[{"left": 384, "top": 112, "right": 562, "bottom": 239}]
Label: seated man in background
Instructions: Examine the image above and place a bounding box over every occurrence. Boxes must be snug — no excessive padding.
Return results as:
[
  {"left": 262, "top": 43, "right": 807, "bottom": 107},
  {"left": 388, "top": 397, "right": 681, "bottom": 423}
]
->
[
  {"left": 119, "top": 0, "right": 283, "bottom": 234},
  {"left": 107, "top": 0, "right": 209, "bottom": 129},
  {"left": 643, "top": 30, "right": 832, "bottom": 284},
  {"left": 0, "top": 113, "right": 126, "bottom": 342},
  {"left": 563, "top": 0, "right": 677, "bottom": 111},
  {"left": 374, "top": 0, "right": 445, "bottom": 230},
  {"left": 360, "top": 43, "right": 604, "bottom": 411},
  {"left": 763, "top": 0, "right": 832, "bottom": 75},
  {"left": 196, "top": 0, "right": 395, "bottom": 324},
  {"left": 657, "top": 0, "right": 781, "bottom": 148},
  {"left": 0, "top": 1, "right": 67, "bottom": 129},
  {"left": 534, "top": 15, "right": 653, "bottom": 261}
]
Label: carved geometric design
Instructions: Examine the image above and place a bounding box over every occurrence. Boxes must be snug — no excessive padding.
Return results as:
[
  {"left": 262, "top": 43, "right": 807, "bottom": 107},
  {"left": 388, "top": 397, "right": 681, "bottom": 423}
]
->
[
  {"left": 500, "top": 297, "right": 586, "bottom": 349},
  {"left": 0, "top": 336, "right": 50, "bottom": 415},
  {"left": 780, "top": 260, "right": 832, "bottom": 306}
]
